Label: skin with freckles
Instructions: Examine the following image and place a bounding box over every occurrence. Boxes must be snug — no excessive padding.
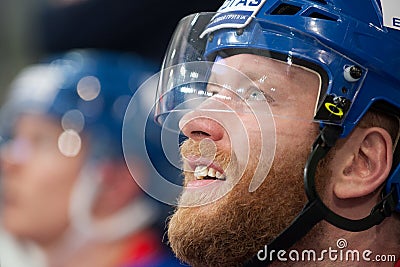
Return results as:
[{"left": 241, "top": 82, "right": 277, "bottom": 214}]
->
[{"left": 168, "top": 54, "right": 321, "bottom": 266}]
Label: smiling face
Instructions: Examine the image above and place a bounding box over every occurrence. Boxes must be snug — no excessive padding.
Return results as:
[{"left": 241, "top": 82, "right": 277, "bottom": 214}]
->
[
  {"left": 0, "top": 114, "right": 87, "bottom": 247},
  {"left": 167, "top": 54, "right": 322, "bottom": 266}
]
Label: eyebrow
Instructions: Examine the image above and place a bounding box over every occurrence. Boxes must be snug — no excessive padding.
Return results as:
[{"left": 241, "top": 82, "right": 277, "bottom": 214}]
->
[
  {"left": 243, "top": 71, "right": 266, "bottom": 83},
  {"left": 209, "top": 68, "right": 265, "bottom": 84}
]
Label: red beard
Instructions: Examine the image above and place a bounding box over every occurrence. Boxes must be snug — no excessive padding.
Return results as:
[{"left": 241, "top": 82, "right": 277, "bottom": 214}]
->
[{"left": 168, "top": 138, "right": 314, "bottom": 266}]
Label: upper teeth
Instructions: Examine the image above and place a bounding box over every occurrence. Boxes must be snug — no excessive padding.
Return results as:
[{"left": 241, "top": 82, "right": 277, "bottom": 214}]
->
[{"left": 194, "top": 165, "right": 225, "bottom": 180}]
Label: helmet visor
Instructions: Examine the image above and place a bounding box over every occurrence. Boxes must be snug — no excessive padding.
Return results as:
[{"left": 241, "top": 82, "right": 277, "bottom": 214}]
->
[
  {"left": 156, "top": 55, "right": 322, "bottom": 129},
  {"left": 155, "top": 12, "right": 367, "bottom": 130}
]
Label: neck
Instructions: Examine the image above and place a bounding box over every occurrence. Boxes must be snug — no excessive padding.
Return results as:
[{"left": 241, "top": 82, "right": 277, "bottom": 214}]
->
[
  {"left": 42, "top": 197, "right": 160, "bottom": 267},
  {"left": 45, "top": 234, "right": 132, "bottom": 267}
]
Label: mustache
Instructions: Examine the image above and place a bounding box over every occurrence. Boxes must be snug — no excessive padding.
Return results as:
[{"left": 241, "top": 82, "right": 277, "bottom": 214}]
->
[
  {"left": 177, "top": 138, "right": 249, "bottom": 207},
  {"left": 180, "top": 138, "right": 232, "bottom": 172}
]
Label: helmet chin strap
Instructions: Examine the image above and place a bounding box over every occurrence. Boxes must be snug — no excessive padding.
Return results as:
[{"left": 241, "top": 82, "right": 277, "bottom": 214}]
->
[{"left": 245, "top": 125, "right": 397, "bottom": 266}]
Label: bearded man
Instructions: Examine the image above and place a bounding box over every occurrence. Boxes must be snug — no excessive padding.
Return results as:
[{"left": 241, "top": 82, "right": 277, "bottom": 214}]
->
[{"left": 151, "top": 0, "right": 400, "bottom": 266}]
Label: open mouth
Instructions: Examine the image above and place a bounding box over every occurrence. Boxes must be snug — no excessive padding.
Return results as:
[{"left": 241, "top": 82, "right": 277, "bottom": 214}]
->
[
  {"left": 194, "top": 165, "right": 226, "bottom": 180},
  {"left": 185, "top": 156, "right": 227, "bottom": 181}
]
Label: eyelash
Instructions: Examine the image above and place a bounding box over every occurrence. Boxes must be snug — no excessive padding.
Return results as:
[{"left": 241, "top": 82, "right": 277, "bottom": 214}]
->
[
  {"left": 264, "top": 94, "right": 275, "bottom": 104},
  {"left": 247, "top": 89, "right": 276, "bottom": 104}
]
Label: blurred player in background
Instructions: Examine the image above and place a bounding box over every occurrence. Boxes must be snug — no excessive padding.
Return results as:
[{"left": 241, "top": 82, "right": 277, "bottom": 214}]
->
[{"left": 0, "top": 49, "right": 182, "bottom": 267}]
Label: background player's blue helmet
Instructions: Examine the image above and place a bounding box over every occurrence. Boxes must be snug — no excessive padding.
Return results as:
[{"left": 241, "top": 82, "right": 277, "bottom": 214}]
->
[
  {"left": 0, "top": 49, "right": 184, "bottom": 244},
  {"left": 0, "top": 49, "right": 158, "bottom": 161}
]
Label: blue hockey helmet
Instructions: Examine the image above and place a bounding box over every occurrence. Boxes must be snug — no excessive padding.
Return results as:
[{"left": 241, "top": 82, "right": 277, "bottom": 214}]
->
[
  {"left": 156, "top": 0, "right": 400, "bottom": 207},
  {"left": 0, "top": 49, "right": 158, "bottom": 160}
]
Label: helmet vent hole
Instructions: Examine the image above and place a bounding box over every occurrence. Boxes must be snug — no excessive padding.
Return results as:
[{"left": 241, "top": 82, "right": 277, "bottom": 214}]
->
[
  {"left": 308, "top": 0, "right": 327, "bottom": 4},
  {"left": 308, "top": 11, "right": 338, "bottom": 21},
  {"left": 271, "top": 4, "right": 302, "bottom": 15}
]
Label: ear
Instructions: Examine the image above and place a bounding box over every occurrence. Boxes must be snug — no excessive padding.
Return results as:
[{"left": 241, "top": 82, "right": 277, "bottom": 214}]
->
[{"left": 333, "top": 127, "right": 393, "bottom": 199}]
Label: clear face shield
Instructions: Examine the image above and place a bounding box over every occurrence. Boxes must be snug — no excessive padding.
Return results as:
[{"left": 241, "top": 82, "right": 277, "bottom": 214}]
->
[
  {"left": 124, "top": 13, "right": 365, "bottom": 207},
  {"left": 150, "top": 13, "right": 328, "bottom": 206}
]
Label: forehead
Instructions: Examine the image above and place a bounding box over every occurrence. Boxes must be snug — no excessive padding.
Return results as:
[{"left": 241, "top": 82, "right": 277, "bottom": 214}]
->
[
  {"left": 212, "top": 53, "right": 322, "bottom": 119},
  {"left": 214, "top": 53, "right": 320, "bottom": 87}
]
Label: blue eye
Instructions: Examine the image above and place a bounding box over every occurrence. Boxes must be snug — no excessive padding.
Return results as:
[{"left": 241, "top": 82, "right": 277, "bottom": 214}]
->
[
  {"left": 248, "top": 90, "right": 265, "bottom": 101},
  {"left": 243, "top": 87, "right": 263, "bottom": 101},
  {"left": 245, "top": 88, "right": 275, "bottom": 103}
]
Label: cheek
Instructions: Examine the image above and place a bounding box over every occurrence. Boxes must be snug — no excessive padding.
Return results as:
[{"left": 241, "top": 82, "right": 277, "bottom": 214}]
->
[
  {"left": 274, "top": 119, "right": 318, "bottom": 154},
  {"left": 5, "top": 155, "right": 81, "bottom": 235},
  {"left": 35, "top": 153, "right": 81, "bottom": 190}
]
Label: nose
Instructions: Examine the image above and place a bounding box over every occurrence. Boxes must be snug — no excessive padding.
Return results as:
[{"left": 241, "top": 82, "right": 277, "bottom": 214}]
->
[{"left": 179, "top": 112, "right": 225, "bottom": 142}]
